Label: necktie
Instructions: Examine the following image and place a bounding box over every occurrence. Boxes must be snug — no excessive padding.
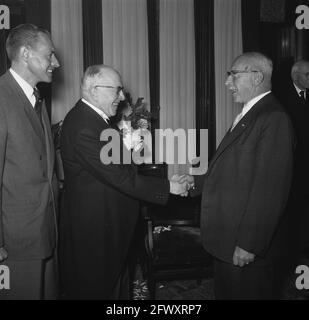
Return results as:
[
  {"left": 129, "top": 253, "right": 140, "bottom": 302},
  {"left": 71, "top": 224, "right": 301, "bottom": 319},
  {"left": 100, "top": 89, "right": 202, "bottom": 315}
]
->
[
  {"left": 33, "top": 88, "right": 43, "bottom": 128},
  {"left": 231, "top": 112, "right": 242, "bottom": 131},
  {"left": 299, "top": 90, "right": 306, "bottom": 104}
]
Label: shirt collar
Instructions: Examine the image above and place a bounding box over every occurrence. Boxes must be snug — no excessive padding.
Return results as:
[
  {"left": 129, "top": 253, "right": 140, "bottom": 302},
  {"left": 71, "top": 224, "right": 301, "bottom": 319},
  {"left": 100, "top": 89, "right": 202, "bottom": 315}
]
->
[
  {"left": 9, "top": 68, "right": 36, "bottom": 106},
  {"left": 81, "top": 98, "right": 110, "bottom": 124},
  {"left": 242, "top": 91, "right": 271, "bottom": 117},
  {"left": 293, "top": 82, "right": 306, "bottom": 98}
]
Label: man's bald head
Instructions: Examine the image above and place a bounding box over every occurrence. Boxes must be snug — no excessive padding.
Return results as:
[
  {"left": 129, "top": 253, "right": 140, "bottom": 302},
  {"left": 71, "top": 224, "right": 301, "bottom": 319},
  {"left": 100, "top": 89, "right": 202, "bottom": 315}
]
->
[
  {"left": 233, "top": 52, "right": 273, "bottom": 89},
  {"left": 226, "top": 52, "right": 273, "bottom": 104},
  {"left": 291, "top": 60, "right": 309, "bottom": 90},
  {"left": 81, "top": 64, "right": 125, "bottom": 117}
]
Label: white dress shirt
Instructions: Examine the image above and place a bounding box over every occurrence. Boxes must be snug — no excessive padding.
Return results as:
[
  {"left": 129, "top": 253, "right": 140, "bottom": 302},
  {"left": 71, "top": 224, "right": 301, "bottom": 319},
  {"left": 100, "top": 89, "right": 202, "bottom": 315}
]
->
[
  {"left": 81, "top": 98, "right": 110, "bottom": 124},
  {"left": 293, "top": 83, "right": 306, "bottom": 100},
  {"left": 10, "top": 68, "right": 36, "bottom": 107},
  {"left": 231, "top": 91, "right": 271, "bottom": 131}
]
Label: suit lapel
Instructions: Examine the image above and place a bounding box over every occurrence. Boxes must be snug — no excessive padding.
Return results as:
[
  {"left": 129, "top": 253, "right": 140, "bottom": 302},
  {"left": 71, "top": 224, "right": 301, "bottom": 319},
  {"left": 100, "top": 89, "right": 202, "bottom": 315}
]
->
[
  {"left": 42, "top": 102, "right": 55, "bottom": 181},
  {"left": 79, "top": 100, "right": 110, "bottom": 127},
  {"left": 208, "top": 94, "right": 271, "bottom": 172},
  {"left": 5, "top": 72, "right": 45, "bottom": 146}
]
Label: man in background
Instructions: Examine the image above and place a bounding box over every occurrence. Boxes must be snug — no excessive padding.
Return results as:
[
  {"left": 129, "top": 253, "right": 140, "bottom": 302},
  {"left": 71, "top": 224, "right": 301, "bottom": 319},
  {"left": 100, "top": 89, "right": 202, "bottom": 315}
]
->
[
  {"left": 189, "top": 52, "right": 294, "bottom": 299},
  {"left": 0, "top": 24, "right": 60, "bottom": 299},
  {"left": 275, "top": 60, "right": 309, "bottom": 275},
  {"left": 60, "top": 64, "right": 187, "bottom": 299}
]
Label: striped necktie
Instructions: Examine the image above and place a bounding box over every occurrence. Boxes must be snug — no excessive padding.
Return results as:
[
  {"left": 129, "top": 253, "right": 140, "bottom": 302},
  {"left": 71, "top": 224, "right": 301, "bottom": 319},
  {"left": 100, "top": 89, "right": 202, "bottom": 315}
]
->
[
  {"left": 33, "top": 88, "right": 43, "bottom": 128},
  {"left": 299, "top": 90, "right": 306, "bottom": 104},
  {"left": 231, "top": 112, "right": 243, "bottom": 131}
]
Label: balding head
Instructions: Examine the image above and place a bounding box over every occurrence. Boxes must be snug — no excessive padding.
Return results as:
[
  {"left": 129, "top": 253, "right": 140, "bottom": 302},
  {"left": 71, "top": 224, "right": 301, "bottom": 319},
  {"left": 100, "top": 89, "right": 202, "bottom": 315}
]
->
[
  {"left": 291, "top": 60, "right": 309, "bottom": 90},
  {"left": 233, "top": 52, "right": 273, "bottom": 88},
  {"left": 226, "top": 52, "right": 273, "bottom": 104},
  {"left": 81, "top": 65, "right": 125, "bottom": 117}
]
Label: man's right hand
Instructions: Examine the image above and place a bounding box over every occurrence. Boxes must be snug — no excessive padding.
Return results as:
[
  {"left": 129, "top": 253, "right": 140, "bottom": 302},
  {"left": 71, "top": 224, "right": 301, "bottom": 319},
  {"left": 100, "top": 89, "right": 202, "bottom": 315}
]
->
[{"left": 0, "top": 247, "right": 8, "bottom": 262}]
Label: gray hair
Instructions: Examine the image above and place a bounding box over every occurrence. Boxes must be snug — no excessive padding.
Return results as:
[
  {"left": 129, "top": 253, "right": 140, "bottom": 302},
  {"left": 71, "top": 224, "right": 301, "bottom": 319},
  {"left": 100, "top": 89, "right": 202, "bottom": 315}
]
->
[
  {"left": 81, "top": 64, "right": 121, "bottom": 96},
  {"left": 6, "top": 23, "right": 50, "bottom": 61},
  {"left": 234, "top": 52, "right": 273, "bottom": 90},
  {"left": 291, "top": 60, "right": 309, "bottom": 75}
]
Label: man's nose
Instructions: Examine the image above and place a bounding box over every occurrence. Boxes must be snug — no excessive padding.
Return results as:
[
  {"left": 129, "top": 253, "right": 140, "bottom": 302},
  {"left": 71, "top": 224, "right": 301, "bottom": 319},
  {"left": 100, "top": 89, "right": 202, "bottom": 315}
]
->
[
  {"left": 225, "top": 75, "right": 232, "bottom": 86},
  {"left": 119, "top": 90, "right": 125, "bottom": 101},
  {"left": 52, "top": 55, "right": 60, "bottom": 68}
]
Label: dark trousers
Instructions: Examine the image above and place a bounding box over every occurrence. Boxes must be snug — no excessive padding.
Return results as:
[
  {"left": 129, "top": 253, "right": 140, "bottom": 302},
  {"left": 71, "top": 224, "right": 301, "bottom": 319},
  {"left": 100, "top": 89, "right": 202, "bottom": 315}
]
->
[
  {"left": 214, "top": 258, "right": 274, "bottom": 300},
  {"left": 110, "top": 264, "right": 130, "bottom": 300}
]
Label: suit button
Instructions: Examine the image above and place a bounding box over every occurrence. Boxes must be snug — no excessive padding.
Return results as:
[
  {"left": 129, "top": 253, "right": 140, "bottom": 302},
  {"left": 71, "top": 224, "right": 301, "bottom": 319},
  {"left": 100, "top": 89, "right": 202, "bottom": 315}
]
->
[
  {"left": 43, "top": 172, "right": 46, "bottom": 178},
  {"left": 39, "top": 155, "right": 42, "bottom": 160}
]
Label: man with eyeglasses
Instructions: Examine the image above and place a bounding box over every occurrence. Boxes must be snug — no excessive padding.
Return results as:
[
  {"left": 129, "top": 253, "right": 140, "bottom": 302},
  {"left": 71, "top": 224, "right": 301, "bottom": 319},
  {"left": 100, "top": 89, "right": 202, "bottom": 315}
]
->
[
  {"left": 59, "top": 64, "right": 188, "bottom": 299},
  {"left": 275, "top": 60, "right": 309, "bottom": 283},
  {"left": 187, "top": 52, "right": 294, "bottom": 299}
]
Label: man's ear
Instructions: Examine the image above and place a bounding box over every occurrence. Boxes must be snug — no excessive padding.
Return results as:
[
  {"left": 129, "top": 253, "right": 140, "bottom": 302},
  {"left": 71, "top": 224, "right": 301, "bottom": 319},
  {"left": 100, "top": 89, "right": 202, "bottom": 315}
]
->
[
  {"left": 254, "top": 71, "right": 264, "bottom": 86},
  {"left": 19, "top": 46, "right": 30, "bottom": 62},
  {"left": 90, "top": 86, "right": 98, "bottom": 101}
]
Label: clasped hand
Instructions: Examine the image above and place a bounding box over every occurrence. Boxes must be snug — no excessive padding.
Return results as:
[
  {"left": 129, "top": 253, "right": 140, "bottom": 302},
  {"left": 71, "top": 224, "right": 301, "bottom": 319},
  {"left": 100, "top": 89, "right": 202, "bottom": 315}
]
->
[
  {"left": 233, "top": 246, "right": 255, "bottom": 267},
  {"left": 169, "top": 174, "right": 195, "bottom": 197},
  {"left": 0, "top": 247, "right": 8, "bottom": 262}
]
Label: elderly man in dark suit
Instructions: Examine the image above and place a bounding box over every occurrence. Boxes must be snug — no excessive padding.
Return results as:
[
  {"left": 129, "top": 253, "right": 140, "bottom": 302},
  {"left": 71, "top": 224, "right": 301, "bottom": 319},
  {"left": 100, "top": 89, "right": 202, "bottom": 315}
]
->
[
  {"left": 0, "top": 24, "right": 60, "bottom": 299},
  {"left": 187, "top": 52, "right": 294, "bottom": 299},
  {"left": 60, "top": 64, "right": 187, "bottom": 299}
]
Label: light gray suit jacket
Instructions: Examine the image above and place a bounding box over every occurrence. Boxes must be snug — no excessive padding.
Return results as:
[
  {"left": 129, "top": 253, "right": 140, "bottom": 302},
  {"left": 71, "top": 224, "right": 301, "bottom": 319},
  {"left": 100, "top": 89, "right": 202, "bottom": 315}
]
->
[{"left": 0, "top": 71, "right": 58, "bottom": 260}]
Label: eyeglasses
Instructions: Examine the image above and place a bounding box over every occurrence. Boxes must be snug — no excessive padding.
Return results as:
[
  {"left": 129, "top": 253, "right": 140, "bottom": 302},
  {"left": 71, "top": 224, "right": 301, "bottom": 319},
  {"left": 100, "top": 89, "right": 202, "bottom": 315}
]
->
[
  {"left": 95, "top": 85, "right": 124, "bottom": 95},
  {"left": 296, "top": 72, "right": 309, "bottom": 78},
  {"left": 227, "top": 70, "right": 259, "bottom": 78}
]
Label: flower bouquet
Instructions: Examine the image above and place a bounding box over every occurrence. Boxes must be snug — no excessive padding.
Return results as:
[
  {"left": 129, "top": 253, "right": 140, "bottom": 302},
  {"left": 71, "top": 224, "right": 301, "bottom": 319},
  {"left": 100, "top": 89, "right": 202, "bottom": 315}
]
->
[{"left": 118, "top": 92, "right": 152, "bottom": 152}]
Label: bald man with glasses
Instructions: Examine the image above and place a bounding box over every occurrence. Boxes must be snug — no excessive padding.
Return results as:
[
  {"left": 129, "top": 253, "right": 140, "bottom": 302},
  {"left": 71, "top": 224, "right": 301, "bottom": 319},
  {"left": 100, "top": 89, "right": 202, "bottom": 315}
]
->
[
  {"left": 188, "top": 52, "right": 294, "bottom": 299},
  {"left": 60, "top": 64, "right": 187, "bottom": 299}
]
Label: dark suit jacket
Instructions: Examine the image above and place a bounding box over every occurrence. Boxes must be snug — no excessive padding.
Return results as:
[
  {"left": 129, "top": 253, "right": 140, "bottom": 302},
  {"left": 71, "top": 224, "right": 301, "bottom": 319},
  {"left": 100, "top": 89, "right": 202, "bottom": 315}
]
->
[
  {"left": 275, "top": 80, "right": 309, "bottom": 194},
  {"left": 275, "top": 81, "right": 309, "bottom": 250},
  {"left": 60, "top": 100, "right": 169, "bottom": 299},
  {"left": 192, "top": 93, "right": 294, "bottom": 264},
  {"left": 0, "top": 71, "right": 58, "bottom": 260}
]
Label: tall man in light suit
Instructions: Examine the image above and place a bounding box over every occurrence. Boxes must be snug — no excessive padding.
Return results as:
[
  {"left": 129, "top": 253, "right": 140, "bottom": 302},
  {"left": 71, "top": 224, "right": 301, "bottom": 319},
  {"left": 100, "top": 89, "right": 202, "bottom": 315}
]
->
[
  {"left": 189, "top": 52, "right": 294, "bottom": 299},
  {"left": 0, "top": 24, "right": 60, "bottom": 299}
]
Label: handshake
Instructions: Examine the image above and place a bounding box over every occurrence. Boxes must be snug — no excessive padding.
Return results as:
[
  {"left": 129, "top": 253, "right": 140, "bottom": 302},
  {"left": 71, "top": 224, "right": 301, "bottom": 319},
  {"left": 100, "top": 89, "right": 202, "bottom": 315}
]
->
[{"left": 169, "top": 174, "right": 195, "bottom": 197}]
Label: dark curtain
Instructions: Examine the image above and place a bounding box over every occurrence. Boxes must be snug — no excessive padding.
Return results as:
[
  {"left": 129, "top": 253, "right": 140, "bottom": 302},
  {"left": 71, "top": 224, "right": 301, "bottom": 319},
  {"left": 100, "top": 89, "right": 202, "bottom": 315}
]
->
[
  {"left": 147, "top": 0, "right": 160, "bottom": 160},
  {"left": 241, "top": 0, "right": 261, "bottom": 52},
  {"left": 0, "top": 30, "right": 8, "bottom": 76},
  {"left": 82, "top": 0, "right": 103, "bottom": 70},
  {"left": 147, "top": 0, "right": 160, "bottom": 130},
  {"left": 194, "top": 0, "right": 216, "bottom": 160},
  {"left": 0, "top": 1, "right": 25, "bottom": 76}
]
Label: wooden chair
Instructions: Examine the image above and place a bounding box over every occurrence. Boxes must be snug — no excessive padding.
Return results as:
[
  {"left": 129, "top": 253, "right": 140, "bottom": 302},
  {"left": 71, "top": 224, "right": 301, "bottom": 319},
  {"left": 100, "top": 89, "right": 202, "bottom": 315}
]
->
[{"left": 138, "top": 164, "right": 213, "bottom": 299}]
